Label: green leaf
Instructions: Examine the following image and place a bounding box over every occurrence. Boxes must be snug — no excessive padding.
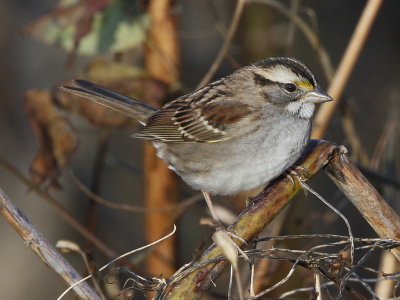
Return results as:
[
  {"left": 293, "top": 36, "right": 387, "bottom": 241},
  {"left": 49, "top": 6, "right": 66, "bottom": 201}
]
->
[{"left": 24, "top": 0, "right": 149, "bottom": 55}]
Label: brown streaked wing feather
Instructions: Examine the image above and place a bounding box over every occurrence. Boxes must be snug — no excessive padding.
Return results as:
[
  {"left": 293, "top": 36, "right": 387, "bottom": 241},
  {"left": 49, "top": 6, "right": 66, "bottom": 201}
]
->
[
  {"left": 133, "top": 99, "right": 253, "bottom": 143},
  {"left": 200, "top": 101, "right": 252, "bottom": 127}
]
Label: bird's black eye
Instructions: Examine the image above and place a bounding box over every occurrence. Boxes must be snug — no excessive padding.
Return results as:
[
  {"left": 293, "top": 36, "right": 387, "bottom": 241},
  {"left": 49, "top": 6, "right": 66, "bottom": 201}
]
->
[{"left": 284, "top": 83, "right": 297, "bottom": 93}]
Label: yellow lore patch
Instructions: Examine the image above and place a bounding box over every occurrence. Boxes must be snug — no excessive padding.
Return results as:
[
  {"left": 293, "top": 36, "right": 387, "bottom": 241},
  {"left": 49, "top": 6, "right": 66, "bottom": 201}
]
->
[{"left": 295, "top": 80, "right": 313, "bottom": 90}]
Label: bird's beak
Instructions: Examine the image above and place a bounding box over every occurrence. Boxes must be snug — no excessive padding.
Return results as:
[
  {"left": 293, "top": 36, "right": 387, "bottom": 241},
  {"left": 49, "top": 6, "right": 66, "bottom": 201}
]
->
[{"left": 303, "top": 88, "right": 333, "bottom": 103}]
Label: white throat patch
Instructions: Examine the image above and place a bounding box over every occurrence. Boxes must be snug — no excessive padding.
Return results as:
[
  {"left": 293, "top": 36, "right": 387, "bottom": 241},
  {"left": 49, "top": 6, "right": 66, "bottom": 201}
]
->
[{"left": 287, "top": 101, "right": 315, "bottom": 119}]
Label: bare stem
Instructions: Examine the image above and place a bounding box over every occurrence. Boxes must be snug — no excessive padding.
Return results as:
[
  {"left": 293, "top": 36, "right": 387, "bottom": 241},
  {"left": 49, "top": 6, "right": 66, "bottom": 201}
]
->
[
  {"left": 0, "top": 189, "right": 101, "bottom": 300},
  {"left": 325, "top": 147, "right": 400, "bottom": 261},
  {"left": 85, "top": 129, "right": 111, "bottom": 250},
  {"left": 0, "top": 156, "right": 116, "bottom": 258},
  {"left": 312, "top": 0, "right": 384, "bottom": 139},
  {"left": 196, "top": 0, "right": 247, "bottom": 88}
]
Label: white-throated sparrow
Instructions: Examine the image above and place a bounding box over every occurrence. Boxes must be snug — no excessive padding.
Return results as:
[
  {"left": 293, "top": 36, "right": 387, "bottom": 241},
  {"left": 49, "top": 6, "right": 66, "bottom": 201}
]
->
[
  {"left": 61, "top": 57, "right": 332, "bottom": 235},
  {"left": 62, "top": 57, "right": 331, "bottom": 195}
]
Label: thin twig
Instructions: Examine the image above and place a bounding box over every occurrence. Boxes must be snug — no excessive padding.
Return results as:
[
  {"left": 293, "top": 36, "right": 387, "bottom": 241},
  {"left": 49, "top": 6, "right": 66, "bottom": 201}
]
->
[
  {"left": 370, "top": 121, "right": 398, "bottom": 170},
  {"left": 317, "top": 267, "right": 368, "bottom": 300},
  {"left": 250, "top": 208, "right": 289, "bottom": 294},
  {"left": 300, "top": 181, "right": 355, "bottom": 265},
  {"left": 0, "top": 156, "right": 116, "bottom": 258},
  {"left": 164, "top": 235, "right": 399, "bottom": 299},
  {"left": 341, "top": 102, "right": 370, "bottom": 165},
  {"left": 252, "top": 253, "right": 301, "bottom": 298},
  {"left": 56, "top": 240, "right": 107, "bottom": 300},
  {"left": 312, "top": 0, "right": 384, "bottom": 139},
  {"left": 338, "top": 246, "right": 376, "bottom": 299},
  {"left": 279, "top": 281, "right": 334, "bottom": 298},
  {"left": 233, "top": 264, "right": 244, "bottom": 300},
  {"left": 70, "top": 171, "right": 202, "bottom": 214},
  {"left": 284, "top": 0, "right": 300, "bottom": 56},
  {"left": 351, "top": 272, "right": 380, "bottom": 300},
  {"left": 315, "top": 270, "right": 322, "bottom": 300},
  {"left": 227, "top": 265, "right": 234, "bottom": 300},
  {"left": 85, "top": 129, "right": 111, "bottom": 250},
  {"left": 250, "top": 0, "right": 334, "bottom": 81},
  {"left": 80, "top": 250, "right": 107, "bottom": 300},
  {"left": 196, "top": 0, "right": 247, "bottom": 88},
  {"left": 252, "top": 236, "right": 354, "bottom": 298},
  {"left": 57, "top": 225, "right": 176, "bottom": 300}
]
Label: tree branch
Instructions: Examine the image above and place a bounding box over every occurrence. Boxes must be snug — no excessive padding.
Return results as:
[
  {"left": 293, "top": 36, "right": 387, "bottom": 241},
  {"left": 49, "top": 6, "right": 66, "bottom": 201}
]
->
[
  {"left": 161, "top": 140, "right": 337, "bottom": 299},
  {"left": 325, "top": 148, "right": 400, "bottom": 260},
  {"left": 0, "top": 188, "right": 101, "bottom": 300},
  {"left": 161, "top": 140, "right": 400, "bottom": 299}
]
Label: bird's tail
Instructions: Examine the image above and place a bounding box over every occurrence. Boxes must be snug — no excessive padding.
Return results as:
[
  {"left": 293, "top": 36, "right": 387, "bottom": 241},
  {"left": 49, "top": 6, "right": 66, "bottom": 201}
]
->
[{"left": 59, "top": 79, "right": 159, "bottom": 124}]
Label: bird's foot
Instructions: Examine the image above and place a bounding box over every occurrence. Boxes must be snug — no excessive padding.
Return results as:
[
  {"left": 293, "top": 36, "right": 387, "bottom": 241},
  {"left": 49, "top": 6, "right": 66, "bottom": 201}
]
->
[{"left": 285, "top": 166, "right": 309, "bottom": 187}]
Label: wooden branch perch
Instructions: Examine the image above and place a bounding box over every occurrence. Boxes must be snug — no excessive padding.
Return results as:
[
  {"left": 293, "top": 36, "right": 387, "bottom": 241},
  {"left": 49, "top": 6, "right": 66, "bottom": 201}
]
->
[
  {"left": 325, "top": 149, "right": 400, "bottom": 260},
  {"left": 0, "top": 189, "right": 101, "bottom": 300},
  {"left": 161, "top": 140, "right": 335, "bottom": 299},
  {"left": 161, "top": 140, "right": 400, "bottom": 299}
]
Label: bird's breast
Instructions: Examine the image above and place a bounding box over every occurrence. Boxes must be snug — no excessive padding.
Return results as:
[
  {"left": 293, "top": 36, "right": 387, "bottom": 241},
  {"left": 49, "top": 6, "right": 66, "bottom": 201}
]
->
[{"left": 154, "top": 117, "right": 311, "bottom": 195}]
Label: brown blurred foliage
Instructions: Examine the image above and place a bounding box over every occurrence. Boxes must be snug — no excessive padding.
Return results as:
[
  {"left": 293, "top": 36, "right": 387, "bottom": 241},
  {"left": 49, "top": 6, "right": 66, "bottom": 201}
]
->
[{"left": 25, "top": 89, "right": 78, "bottom": 189}]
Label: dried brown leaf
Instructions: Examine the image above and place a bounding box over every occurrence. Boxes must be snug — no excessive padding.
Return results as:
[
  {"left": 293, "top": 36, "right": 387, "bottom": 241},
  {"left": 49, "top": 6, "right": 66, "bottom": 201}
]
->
[
  {"left": 25, "top": 89, "right": 78, "bottom": 189},
  {"left": 56, "top": 240, "right": 82, "bottom": 253},
  {"left": 212, "top": 230, "right": 238, "bottom": 270}
]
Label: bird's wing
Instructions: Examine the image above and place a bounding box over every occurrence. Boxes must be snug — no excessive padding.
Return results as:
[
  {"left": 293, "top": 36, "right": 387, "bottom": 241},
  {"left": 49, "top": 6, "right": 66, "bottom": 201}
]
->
[
  {"left": 59, "top": 80, "right": 158, "bottom": 124},
  {"left": 134, "top": 98, "right": 253, "bottom": 143}
]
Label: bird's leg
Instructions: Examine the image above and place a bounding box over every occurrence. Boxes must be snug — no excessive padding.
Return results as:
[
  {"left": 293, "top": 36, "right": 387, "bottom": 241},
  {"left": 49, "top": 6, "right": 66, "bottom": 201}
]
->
[
  {"left": 202, "top": 191, "right": 221, "bottom": 225},
  {"left": 202, "top": 191, "right": 248, "bottom": 260}
]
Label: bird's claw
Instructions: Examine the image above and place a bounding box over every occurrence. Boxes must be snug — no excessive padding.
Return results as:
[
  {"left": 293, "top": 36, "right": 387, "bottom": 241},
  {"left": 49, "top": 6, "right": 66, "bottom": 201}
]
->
[{"left": 285, "top": 166, "right": 309, "bottom": 189}]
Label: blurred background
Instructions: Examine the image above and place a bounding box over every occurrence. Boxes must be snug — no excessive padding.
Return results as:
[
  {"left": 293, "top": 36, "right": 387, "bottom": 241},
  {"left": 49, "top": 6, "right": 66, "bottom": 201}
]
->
[{"left": 0, "top": 0, "right": 399, "bottom": 299}]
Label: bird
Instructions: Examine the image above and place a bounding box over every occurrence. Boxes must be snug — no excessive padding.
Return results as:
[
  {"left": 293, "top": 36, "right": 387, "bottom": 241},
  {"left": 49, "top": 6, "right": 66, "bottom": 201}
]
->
[{"left": 60, "top": 57, "right": 332, "bottom": 242}]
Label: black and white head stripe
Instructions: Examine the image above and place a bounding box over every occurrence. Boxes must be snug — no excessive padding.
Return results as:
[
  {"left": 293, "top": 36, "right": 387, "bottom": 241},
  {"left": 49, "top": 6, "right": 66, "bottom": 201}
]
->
[{"left": 253, "top": 57, "right": 318, "bottom": 88}]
